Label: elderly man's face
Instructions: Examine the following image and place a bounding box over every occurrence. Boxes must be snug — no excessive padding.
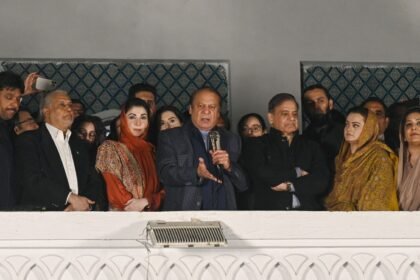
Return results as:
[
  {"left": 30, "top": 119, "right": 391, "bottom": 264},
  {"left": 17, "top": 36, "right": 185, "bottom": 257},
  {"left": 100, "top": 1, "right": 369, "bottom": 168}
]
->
[
  {"left": 43, "top": 92, "right": 74, "bottom": 132},
  {"left": 189, "top": 90, "right": 220, "bottom": 132},
  {"left": 268, "top": 100, "right": 299, "bottom": 137},
  {"left": 0, "top": 88, "right": 21, "bottom": 120}
]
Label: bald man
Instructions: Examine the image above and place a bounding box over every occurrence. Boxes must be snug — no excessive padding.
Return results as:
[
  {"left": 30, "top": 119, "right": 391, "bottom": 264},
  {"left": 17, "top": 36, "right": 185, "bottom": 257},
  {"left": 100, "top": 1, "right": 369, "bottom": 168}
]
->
[{"left": 15, "top": 90, "right": 106, "bottom": 210}]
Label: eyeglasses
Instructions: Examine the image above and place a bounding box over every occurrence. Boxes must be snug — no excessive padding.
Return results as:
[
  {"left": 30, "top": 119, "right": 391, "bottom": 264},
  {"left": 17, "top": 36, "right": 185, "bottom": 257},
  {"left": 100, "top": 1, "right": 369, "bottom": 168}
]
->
[{"left": 242, "top": 125, "right": 263, "bottom": 134}]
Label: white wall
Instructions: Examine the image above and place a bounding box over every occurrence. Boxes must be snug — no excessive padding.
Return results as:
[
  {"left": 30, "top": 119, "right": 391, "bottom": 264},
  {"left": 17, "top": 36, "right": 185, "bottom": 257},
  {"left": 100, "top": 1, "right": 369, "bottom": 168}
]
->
[
  {"left": 1, "top": 0, "right": 420, "bottom": 127},
  {"left": 2, "top": 211, "right": 420, "bottom": 279}
]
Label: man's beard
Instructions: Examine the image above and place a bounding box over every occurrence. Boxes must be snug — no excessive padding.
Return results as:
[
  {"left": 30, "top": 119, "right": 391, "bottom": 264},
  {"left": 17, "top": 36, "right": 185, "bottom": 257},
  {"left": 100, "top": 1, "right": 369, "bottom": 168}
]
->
[{"left": 309, "top": 109, "right": 331, "bottom": 127}]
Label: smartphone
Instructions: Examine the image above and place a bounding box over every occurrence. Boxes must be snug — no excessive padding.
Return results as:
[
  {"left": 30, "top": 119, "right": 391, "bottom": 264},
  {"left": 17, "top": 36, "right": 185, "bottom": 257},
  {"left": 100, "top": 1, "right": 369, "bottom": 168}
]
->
[{"left": 35, "top": 77, "right": 56, "bottom": 91}]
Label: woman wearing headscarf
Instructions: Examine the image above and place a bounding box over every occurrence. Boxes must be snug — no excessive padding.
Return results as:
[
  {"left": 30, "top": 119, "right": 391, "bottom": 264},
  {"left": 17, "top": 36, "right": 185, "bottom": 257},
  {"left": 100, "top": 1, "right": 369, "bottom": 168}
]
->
[
  {"left": 96, "top": 98, "right": 164, "bottom": 211},
  {"left": 397, "top": 106, "right": 420, "bottom": 210},
  {"left": 325, "top": 107, "right": 398, "bottom": 211}
]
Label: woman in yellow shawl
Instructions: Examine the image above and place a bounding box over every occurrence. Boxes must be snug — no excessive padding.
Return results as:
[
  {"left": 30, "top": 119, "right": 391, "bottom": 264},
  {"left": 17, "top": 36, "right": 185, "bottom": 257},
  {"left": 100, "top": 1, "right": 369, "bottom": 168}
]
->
[{"left": 325, "top": 107, "right": 399, "bottom": 211}]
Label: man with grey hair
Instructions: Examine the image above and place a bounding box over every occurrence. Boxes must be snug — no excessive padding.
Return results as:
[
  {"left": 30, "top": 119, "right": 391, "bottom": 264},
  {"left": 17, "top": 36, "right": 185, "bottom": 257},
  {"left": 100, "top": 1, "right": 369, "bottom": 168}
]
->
[{"left": 15, "top": 90, "right": 106, "bottom": 210}]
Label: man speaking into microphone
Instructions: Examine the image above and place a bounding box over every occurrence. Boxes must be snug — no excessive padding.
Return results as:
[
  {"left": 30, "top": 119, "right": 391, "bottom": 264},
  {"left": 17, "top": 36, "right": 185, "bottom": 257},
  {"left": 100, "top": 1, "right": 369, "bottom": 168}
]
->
[{"left": 157, "top": 87, "right": 247, "bottom": 210}]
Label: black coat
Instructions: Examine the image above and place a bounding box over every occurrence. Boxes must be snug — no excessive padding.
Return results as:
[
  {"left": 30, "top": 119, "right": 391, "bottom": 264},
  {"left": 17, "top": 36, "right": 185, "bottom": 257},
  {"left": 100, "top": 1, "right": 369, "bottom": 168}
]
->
[
  {"left": 240, "top": 128, "right": 329, "bottom": 210},
  {"left": 157, "top": 121, "right": 247, "bottom": 210},
  {"left": 15, "top": 124, "right": 106, "bottom": 211},
  {"left": 0, "top": 120, "right": 15, "bottom": 209}
]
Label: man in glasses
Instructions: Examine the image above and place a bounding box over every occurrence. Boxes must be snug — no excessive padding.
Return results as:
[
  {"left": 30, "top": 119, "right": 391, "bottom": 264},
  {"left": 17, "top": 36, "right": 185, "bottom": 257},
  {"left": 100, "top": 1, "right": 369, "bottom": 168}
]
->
[{"left": 13, "top": 109, "right": 39, "bottom": 135}]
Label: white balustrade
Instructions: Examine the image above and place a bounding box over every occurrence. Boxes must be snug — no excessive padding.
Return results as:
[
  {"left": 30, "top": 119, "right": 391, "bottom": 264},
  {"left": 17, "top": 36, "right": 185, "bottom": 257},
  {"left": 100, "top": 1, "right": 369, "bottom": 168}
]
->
[{"left": 0, "top": 211, "right": 419, "bottom": 280}]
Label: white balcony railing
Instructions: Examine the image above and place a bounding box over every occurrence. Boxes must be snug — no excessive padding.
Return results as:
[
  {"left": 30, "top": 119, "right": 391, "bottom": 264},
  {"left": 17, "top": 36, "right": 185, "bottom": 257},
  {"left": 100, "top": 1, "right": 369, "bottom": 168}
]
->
[{"left": 0, "top": 211, "right": 419, "bottom": 280}]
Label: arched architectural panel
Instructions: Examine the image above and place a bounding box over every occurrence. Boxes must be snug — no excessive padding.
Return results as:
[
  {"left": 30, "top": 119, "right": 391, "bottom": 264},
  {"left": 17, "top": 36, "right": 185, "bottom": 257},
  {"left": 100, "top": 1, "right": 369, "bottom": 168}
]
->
[
  {"left": 93, "top": 264, "right": 118, "bottom": 280},
  {"left": 300, "top": 262, "right": 328, "bottom": 280},
  {"left": 23, "top": 265, "right": 47, "bottom": 280},
  {"left": 0, "top": 212, "right": 420, "bottom": 279},
  {"left": 58, "top": 263, "right": 84, "bottom": 280},
  {"left": 162, "top": 263, "right": 189, "bottom": 280},
  {"left": 127, "top": 263, "right": 154, "bottom": 280},
  {"left": 0, "top": 264, "right": 13, "bottom": 280},
  {"left": 333, "top": 261, "right": 363, "bottom": 280},
  {"left": 366, "top": 261, "right": 396, "bottom": 280},
  {"left": 265, "top": 262, "right": 292, "bottom": 280},
  {"left": 231, "top": 262, "right": 258, "bottom": 280},
  {"left": 403, "top": 262, "right": 420, "bottom": 280},
  {"left": 194, "top": 262, "right": 224, "bottom": 280}
]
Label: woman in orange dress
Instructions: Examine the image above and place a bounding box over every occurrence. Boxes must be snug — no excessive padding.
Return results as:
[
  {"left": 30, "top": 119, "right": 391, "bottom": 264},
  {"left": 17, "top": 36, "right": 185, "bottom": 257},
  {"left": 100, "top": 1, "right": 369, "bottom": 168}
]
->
[{"left": 96, "top": 98, "right": 164, "bottom": 211}]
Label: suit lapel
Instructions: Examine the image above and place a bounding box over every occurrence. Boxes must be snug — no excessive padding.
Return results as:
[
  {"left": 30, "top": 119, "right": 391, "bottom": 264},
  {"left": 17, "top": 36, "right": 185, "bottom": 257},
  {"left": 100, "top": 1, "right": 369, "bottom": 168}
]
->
[
  {"left": 40, "top": 125, "right": 70, "bottom": 190},
  {"left": 69, "top": 136, "right": 84, "bottom": 193}
]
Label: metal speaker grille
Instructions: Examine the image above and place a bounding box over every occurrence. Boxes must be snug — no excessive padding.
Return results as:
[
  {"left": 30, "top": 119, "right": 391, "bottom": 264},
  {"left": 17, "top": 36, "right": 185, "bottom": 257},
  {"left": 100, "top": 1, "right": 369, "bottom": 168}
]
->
[{"left": 147, "top": 221, "right": 227, "bottom": 248}]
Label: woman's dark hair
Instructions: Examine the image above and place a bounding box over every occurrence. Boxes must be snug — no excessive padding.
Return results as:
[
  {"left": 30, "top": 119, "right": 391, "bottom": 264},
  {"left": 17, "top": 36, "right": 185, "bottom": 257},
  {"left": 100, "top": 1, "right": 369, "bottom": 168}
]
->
[
  {"left": 107, "top": 116, "right": 120, "bottom": 141},
  {"left": 347, "top": 106, "right": 369, "bottom": 121},
  {"left": 71, "top": 115, "right": 106, "bottom": 146},
  {"left": 123, "top": 98, "right": 151, "bottom": 121},
  {"left": 268, "top": 93, "right": 299, "bottom": 112},
  {"left": 150, "top": 105, "right": 184, "bottom": 145},
  {"left": 237, "top": 113, "right": 267, "bottom": 136},
  {"left": 153, "top": 105, "right": 184, "bottom": 131},
  {"left": 400, "top": 106, "right": 420, "bottom": 142}
]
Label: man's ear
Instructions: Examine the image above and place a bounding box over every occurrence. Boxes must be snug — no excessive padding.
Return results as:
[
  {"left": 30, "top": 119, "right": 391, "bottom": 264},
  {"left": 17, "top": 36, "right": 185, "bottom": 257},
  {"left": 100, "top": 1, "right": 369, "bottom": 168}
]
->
[
  {"left": 328, "top": 99, "right": 334, "bottom": 110},
  {"left": 267, "top": 112, "right": 273, "bottom": 126},
  {"left": 385, "top": 117, "right": 390, "bottom": 129},
  {"left": 188, "top": 105, "right": 192, "bottom": 115},
  {"left": 42, "top": 108, "right": 49, "bottom": 120}
]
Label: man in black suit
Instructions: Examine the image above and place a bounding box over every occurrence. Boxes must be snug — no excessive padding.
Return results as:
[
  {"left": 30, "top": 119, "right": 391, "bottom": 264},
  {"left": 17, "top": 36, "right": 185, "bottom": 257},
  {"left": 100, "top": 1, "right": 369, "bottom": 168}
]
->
[
  {"left": 0, "top": 71, "right": 24, "bottom": 209},
  {"left": 240, "top": 93, "right": 329, "bottom": 210},
  {"left": 157, "top": 87, "right": 247, "bottom": 210},
  {"left": 15, "top": 90, "right": 105, "bottom": 211},
  {"left": 302, "top": 85, "right": 345, "bottom": 197}
]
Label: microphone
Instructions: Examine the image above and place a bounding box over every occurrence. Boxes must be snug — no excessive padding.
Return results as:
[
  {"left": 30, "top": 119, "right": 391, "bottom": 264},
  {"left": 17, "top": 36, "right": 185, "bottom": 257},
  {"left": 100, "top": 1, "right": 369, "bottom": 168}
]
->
[
  {"left": 209, "top": 130, "right": 221, "bottom": 151},
  {"left": 208, "top": 131, "right": 224, "bottom": 181}
]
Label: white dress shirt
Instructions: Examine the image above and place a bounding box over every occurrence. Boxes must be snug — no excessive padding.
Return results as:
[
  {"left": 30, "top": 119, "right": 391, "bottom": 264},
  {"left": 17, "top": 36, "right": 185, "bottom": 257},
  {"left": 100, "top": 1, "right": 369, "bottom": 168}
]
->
[{"left": 45, "top": 123, "right": 79, "bottom": 201}]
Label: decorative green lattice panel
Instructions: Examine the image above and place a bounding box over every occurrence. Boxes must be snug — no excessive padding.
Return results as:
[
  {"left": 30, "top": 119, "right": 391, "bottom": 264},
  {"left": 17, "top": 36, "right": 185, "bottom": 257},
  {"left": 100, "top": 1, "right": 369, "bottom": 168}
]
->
[
  {"left": 1, "top": 59, "right": 230, "bottom": 115},
  {"left": 301, "top": 62, "right": 420, "bottom": 115}
]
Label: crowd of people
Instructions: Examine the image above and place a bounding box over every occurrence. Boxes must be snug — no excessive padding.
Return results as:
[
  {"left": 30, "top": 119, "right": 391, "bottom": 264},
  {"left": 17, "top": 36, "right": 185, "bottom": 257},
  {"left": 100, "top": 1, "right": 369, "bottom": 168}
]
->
[{"left": 0, "top": 70, "right": 419, "bottom": 212}]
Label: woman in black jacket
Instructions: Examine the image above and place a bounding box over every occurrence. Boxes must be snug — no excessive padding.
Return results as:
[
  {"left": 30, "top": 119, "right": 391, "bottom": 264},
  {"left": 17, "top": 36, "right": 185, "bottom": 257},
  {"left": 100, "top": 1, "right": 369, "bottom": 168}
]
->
[{"left": 240, "top": 93, "right": 329, "bottom": 210}]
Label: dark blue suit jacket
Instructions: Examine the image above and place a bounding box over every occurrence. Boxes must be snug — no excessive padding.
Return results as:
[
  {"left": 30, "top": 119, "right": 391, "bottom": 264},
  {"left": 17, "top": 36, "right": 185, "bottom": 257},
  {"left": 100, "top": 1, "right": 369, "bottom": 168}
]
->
[
  {"left": 157, "top": 121, "right": 247, "bottom": 210},
  {"left": 15, "top": 124, "right": 106, "bottom": 211}
]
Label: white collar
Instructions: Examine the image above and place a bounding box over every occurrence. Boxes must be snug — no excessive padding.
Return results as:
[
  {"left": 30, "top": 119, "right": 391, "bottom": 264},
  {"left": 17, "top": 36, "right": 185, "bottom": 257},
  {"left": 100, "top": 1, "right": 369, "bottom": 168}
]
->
[{"left": 45, "top": 123, "right": 72, "bottom": 142}]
